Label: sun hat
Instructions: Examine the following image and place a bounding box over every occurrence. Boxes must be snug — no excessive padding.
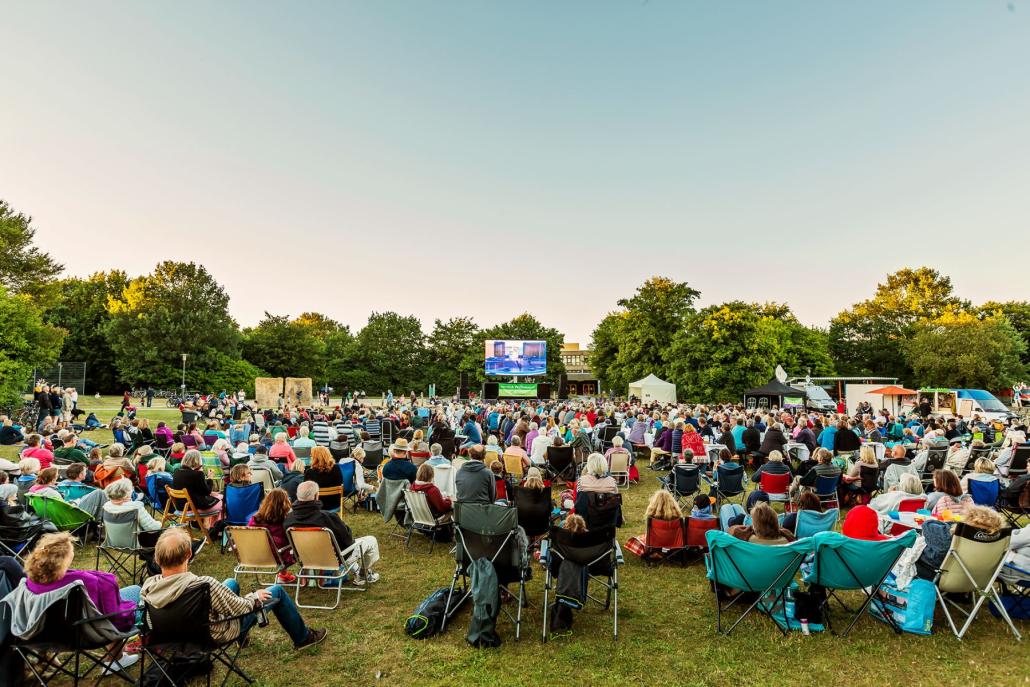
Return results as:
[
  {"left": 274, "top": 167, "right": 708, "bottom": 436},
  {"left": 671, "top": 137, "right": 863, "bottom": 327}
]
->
[{"left": 389, "top": 438, "right": 411, "bottom": 454}]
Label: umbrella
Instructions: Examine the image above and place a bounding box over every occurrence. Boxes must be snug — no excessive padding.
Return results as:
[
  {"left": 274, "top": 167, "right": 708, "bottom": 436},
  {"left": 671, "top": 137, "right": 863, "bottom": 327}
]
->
[{"left": 867, "top": 385, "right": 919, "bottom": 413}]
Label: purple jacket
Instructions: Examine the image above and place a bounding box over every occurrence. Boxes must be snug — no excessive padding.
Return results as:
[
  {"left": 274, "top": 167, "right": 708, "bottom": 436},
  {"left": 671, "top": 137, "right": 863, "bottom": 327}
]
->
[{"left": 26, "top": 569, "right": 136, "bottom": 631}]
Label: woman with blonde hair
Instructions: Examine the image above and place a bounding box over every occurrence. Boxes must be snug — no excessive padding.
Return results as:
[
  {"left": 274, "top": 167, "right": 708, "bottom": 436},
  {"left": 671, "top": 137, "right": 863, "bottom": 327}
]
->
[
  {"left": 410, "top": 429, "right": 429, "bottom": 454},
  {"left": 961, "top": 457, "right": 998, "bottom": 492},
  {"left": 522, "top": 466, "right": 546, "bottom": 491},
  {"left": 304, "top": 445, "right": 343, "bottom": 489}
]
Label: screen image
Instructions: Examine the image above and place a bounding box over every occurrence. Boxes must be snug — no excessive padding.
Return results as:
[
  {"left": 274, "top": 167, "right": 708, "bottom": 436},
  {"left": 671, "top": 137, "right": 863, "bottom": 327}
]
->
[
  {"left": 484, "top": 339, "right": 547, "bottom": 376},
  {"left": 498, "top": 383, "right": 538, "bottom": 398}
]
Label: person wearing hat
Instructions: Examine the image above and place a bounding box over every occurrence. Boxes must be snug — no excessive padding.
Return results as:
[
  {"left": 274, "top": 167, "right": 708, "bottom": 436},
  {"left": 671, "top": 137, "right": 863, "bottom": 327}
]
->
[
  {"left": 381, "top": 438, "right": 417, "bottom": 483},
  {"left": 841, "top": 505, "right": 889, "bottom": 541}
]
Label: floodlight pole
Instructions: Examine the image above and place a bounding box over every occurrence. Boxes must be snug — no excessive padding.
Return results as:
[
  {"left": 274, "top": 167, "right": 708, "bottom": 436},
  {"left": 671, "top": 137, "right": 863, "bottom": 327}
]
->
[
  {"left": 181, "top": 354, "right": 188, "bottom": 391},
  {"left": 57, "top": 362, "right": 63, "bottom": 387}
]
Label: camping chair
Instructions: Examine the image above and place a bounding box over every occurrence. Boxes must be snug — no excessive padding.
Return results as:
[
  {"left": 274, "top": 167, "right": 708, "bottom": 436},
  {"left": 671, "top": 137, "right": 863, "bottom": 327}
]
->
[
  {"left": 637, "top": 516, "right": 687, "bottom": 566},
  {"left": 443, "top": 503, "right": 529, "bottom": 640},
  {"left": 541, "top": 525, "right": 623, "bottom": 641},
  {"left": 329, "top": 437, "right": 351, "bottom": 460},
  {"left": 856, "top": 465, "right": 880, "bottom": 502},
  {"left": 888, "top": 498, "right": 927, "bottom": 535},
  {"left": 222, "top": 482, "right": 264, "bottom": 551},
  {"left": 377, "top": 478, "right": 409, "bottom": 539},
  {"left": 813, "top": 473, "right": 842, "bottom": 510},
  {"left": 964, "top": 446, "right": 995, "bottom": 474},
  {"left": 921, "top": 447, "right": 948, "bottom": 489},
  {"left": 154, "top": 433, "right": 175, "bottom": 457},
  {"left": 608, "top": 450, "right": 631, "bottom": 488},
  {"left": 503, "top": 452, "right": 525, "bottom": 481},
  {"left": 338, "top": 460, "right": 361, "bottom": 512},
  {"left": 94, "top": 508, "right": 150, "bottom": 586},
  {"left": 139, "top": 582, "right": 260, "bottom": 687},
  {"left": 718, "top": 504, "right": 745, "bottom": 532},
  {"left": 933, "top": 523, "right": 1021, "bottom": 640},
  {"left": 803, "top": 530, "right": 917, "bottom": 636},
  {"left": 293, "top": 445, "right": 313, "bottom": 466},
  {"left": 683, "top": 516, "right": 719, "bottom": 564},
  {"left": 361, "top": 446, "right": 384, "bottom": 472},
  {"left": 597, "top": 425, "right": 620, "bottom": 452},
  {"left": 403, "top": 488, "right": 452, "bottom": 553},
  {"left": 544, "top": 445, "right": 576, "bottom": 484},
  {"left": 705, "top": 464, "right": 747, "bottom": 510},
  {"left": 793, "top": 508, "right": 839, "bottom": 539},
  {"left": 761, "top": 472, "right": 791, "bottom": 510},
  {"left": 432, "top": 462, "right": 455, "bottom": 499},
  {"left": 287, "top": 526, "right": 368, "bottom": 609},
  {"left": 664, "top": 463, "right": 701, "bottom": 509},
  {"left": 513, "top": 485, "right": 553, "bottom": 540},
  {"left": 200, "top": 453, "right": 225, "bottom": 491},
  {"left": 56, "top": 483, "right": 98, "bottom": 502},
  {"left": 161, "top": 486, "right": 221, "bottom": 540},
  {"left": 968, "top": 478, "right": 1000, "bottom": 507},
  {"left": 249, "top": 468, "right": 275, "bottom": 495},
  {"left": 704, "top": 530, "right": 814, "bottom": 636},
  {"left": 5, "top": 583, "right": 138, "bottom": 686},
  {"left": 1008, "top": 445, "right": 1030, "bottom": 480},
  {"left": 25, "top": 494, "right": 94, "bottom": 545},
  {"left": 227, "top": 525, "right": 292, "bottom": 589},
  {"left": 318, "top": 486, "right": 345, "bottom": 519}
]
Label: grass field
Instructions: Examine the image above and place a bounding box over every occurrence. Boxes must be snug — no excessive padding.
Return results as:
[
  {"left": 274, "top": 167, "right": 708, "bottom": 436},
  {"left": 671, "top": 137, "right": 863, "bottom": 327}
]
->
[{"left": 3, "top": 398, "right": 1027, "bottom": 687}]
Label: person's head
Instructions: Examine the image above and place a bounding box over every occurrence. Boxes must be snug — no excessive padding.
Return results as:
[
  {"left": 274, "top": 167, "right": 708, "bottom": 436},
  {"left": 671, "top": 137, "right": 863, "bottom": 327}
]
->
[
  {"left": 898, "top": 472, "right": 923, "bottom": 496},
  {"left": 750, "top": 502, "right": 780, "bottom": 540},
  {"left": 563, "top": 514, "right": 587, "bottom": 534},
  {"left": 416, "top": 462, "right": 435, "bottom": 483},
  {"left": 25, "top": 532, "right": 75, "bottom": 583},
  {"left": 612, "top": 435, "right": 624, "bottom": 449},
  {"left": 523, "top": 467, "right": 545, "bottom": 490},
  {"left": 254, "top": 488, "right": 291, "bottom": 524},
  {"left": 63, "top": 434, "right": 78, "bottom": 447},
  {"left": 963, "top": 505, "right": 1005, "bottom": 534},
  {"left": 298, "top": 426, "right": 310, "bottom": 439},
  {"left": 390, "top": 438, "right": 411, "bottom": 459},
  {"left": 310, "top": 446, "right": 335, "bottom": 472},
  {"left": 36, "top": 467, "right": 58, "bottom": 486},
  {"left": 153, "top": 527, "right": 195, "bottom": 572},
  {"left": 584, "top": 453, "right": 608, "bottom": 478},
  {"left": 170, "top": 441, "right": 186, "bottom": 455},
  {"left": 412, "top": 429, "right": 424, "bottom": 442},
  {"left": 933, "top": 469, "right": 962, "bottom": 497},
  {"left": 105, "top": 477, "right": 134, "bottom": 502},
  {"left": 429, "top": 443, "right": 443, "bottom": 457},
  {"left": 858, "top": 445, "right": 877, "bottom": 467},
  {"left": 767, "top": 450, "right": 784, "bottom": 463},
  {"left": 296, "top": 480, "right": 320, "bottom": 502},
  {"left": 469, "top": 444, "right": 486, "bottom": 462},
  {"left": 693, "top": 493, "right": 713, "bottom": 512},
  {"left": 891, "top": 444, "right": 907, "bottom": 460},
  {"left": 645, "top": 489, "right": 682, "bottom": 519},
  {"left": 229, "top": 463, "right": 252, "bottom": 485},
  {"left": 489, "top": 460, "right": 503, "bottom": 476},
  {"left": 797, "top": 490, "right": 822, "bottom": 512},
  {"left": 813, "top": 447, "right": 833, "bottom": 465},
  {"left": 274, "top": 433, "right": 287, "bottom": 444},
  {"left": 64, "top": 462, "right": 87, "bottom": 481},
  {"left": 135, "top": 445, "right": 154, "bottom": 462},
  {"left": 973, "top": 457, "right": 995, "bottom": 475},
  {"left": 486, "top": 435, "right": 498, "bottom": 447},
  {"left": 509, "top": 435, "right": 521, "bottom": 448},
  {"left": 108, "top": 443, "right": 126, "bottom": 458},
  {"left": 352, "top": 446, "right": 366, "bottom": 462},
  {"left": 842, "top": 505, "right": 888, "bottom": 541},
  {"left": 181, "top": 449, "right": 203, "bottom": 470},
  {"left": 18, "top": 457, "right": 41, "bottom": 476}
]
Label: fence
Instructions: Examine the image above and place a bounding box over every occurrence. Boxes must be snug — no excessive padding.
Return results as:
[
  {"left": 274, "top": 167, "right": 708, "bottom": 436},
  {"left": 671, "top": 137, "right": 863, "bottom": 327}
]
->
[{"left": 27, "top": 362, "right": 87, "bottom": 394}]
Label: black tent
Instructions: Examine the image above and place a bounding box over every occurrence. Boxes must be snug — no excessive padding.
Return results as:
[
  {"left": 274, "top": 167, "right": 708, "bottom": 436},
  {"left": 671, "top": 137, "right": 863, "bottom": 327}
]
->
[{"left": 742, "top": 377, "right": 806, "bottom": 410}]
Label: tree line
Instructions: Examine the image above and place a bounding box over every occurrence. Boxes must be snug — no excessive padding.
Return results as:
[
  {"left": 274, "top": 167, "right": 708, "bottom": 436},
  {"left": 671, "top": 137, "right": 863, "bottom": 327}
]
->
[{"left": 1, "top": 198, "right": 1027, "bottom": 406}]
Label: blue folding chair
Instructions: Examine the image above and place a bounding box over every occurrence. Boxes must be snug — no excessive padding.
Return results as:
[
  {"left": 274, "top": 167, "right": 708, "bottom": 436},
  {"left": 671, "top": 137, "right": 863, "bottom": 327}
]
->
[
  {"left": 663, "top": 463, "right": 701, "bottom": 509},
  {"left": 704, "top": 530, "right": 813, "bottom": 635},
  {"left": 968, "top": 478, "right": 1000, "bottom": 507},
  {"left": 813, "top": 474, "right": 842, "bottom": 510},
  {"left": 339, "top": 460, "right": 360, "bottom": 513},
  {"left": 704, "top": 464, "right": 748, "bottom": 510},
  {"left": 222, "top": 482, "right": 264, "bottom": 552},
  {"left": 802, "top": 530, "right": 917, "bottom": 636},
  {"left": 144, "top": 473, "right": 173, "bottom": 514},
  {"left": 794, "top": 509, "right": 839, "bottom": 539},
  {"left": 55, "top": 483, "right": 98, "bottom": 502}
]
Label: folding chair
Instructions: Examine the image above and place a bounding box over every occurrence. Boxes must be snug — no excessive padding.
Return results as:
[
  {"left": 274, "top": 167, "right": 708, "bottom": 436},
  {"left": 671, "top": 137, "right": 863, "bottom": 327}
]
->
[
  {"left": 403, "top": 488, "right": 452, "bottom": 553},
  {"left": 161, "top": 486, "right": 221, "bottom": 540},
  {"left": 56, "top": 483, "right": 98, "bottom": 502},
  {"left": 377, "top": 478, "right": 409, "bottom": 539},
  {"left": 684, "top": 516, "right": 719, "bottom": 564},
  {"left": 933, "top": 522, "right": 1021, "bottom": 640},
  {"left": 143, "top": 473, "right": 173, "bottom": 514},
  {"left": 855, "top": 465, "right": 880, "bottom": 503},
  {"left": 94, "top": 508, "right": 150, "bottom": 586},
  {"left": 319, "top": 486, "right": 345, "bottom": 519},
  {"left": 705, "top": 464, "right": 747, "bottom": 510},
  {"left": 803, "top": 529, "right": 917, "bottom": 636},
  {"left": 794, "top": 508, "right": 839, "bottom": 539},
  {"left": 889, "top": 498, "right": 927, "bottom": 535},
  {"left": 718, "top": 504, "right": 745, "bottom": 531},
  {"left": 514, "top": 485, "right": 553, "bottom": 539},
  {"left": 597, "top": 425, "right": 620, "bottom": 452},
  {"left": 813, "top": 473, "right": 842, "bottom": 510},
  {"left": 250, "top": 468, "right": 275, "bottom": 495},
  {"left": 4, "top": 583, "right": 137, "bottom": 686},
  {"left": 222, "top": 482, "right": 264, "bottom": 552},
  {"left": 921, "top": 447, "right": 948, "bottom": 489},
  {"left": 287, "top": 526, "right": 368, "bottom": 609},
  {"left": 968, "top": 478, "right": 1000, "bottom": 507},
  {"left": 608, "top": 450, "right": 630, "bottom": 488},
  {"left": 227, "top": 525, "right": 292, "bottom": 589},
  {"left": 636, "top": 516, "right": 687, "bottom": 565},
  {"left": 664, "top": 463, "right": 700, "bottom": 509},
  {"left": 964, "top": 446, "right": 995, "bottom": 474},
  {"left": 503, "top": 452, "right": 525, "bottom": 481},
  {"left": 541, "top": 526, "right": 623, "bottom": 641},
  {"left": 139, "top": 582, "right": 259, "bottom": 687},
  {"left": 25, "top": 494, "right": 94, "bottom": 545},
  {"left": 704, "top": 530, "right": 814, "bottom": 635},
  {"left": 293, "top": 445, "right": 313, "bottom": 466},
  {"left": 338, "top": 460, "right": 361, "bottom": 512},
  {"left": 443, "top": 503, "right": 529, "bottom": 640},
  {"left": 761, "top": 472, "right": 791, "bottom": 510},
  {"left": 432, "top": 462, "right": 456, "bottom": 499},
  {"left": 1007, "top": 445, "right": 1030, "bottom": 480},
  {"left": 200, "top": 453, "right": 225, "bottom": 491},
  {"left": 544, "top": 445, "right": 576, "bottom": 484}
]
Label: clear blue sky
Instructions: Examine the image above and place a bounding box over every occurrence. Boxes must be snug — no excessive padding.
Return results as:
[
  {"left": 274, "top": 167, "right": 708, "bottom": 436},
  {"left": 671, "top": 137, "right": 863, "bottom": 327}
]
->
[{"left": 2, "top": 1, "right": 1028, "bottom": 342}]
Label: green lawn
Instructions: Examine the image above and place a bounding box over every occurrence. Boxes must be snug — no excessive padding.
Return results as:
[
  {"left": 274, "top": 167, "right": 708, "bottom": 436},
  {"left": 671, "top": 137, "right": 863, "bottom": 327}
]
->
[{"left": 5, "top": 398, "right": 1027, "bottom": 687}]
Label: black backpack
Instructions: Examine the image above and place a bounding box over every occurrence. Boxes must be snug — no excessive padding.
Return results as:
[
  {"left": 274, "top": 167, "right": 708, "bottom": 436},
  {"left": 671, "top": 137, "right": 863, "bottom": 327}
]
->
[{"left": 405, "top": 587, "right": 465, "bottom": 639}]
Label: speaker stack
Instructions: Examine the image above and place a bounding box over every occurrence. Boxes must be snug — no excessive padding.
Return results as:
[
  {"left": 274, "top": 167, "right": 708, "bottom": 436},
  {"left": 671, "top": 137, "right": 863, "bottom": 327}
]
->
[
  {"left": 459, "top": 372, "right": 470, "bottom": 400},
  {"left": 558, "top": 373, "right": 568, "bottom": 399}
]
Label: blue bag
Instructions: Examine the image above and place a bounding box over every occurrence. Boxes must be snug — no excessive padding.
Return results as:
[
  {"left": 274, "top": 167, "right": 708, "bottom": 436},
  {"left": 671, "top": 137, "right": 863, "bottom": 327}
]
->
[{"left": 868, "top": 573, "right": 936, "bottom": 635}]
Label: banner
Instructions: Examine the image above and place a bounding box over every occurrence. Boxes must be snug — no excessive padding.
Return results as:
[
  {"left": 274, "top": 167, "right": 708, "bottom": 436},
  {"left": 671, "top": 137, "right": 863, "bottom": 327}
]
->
[{"left": 498, "top": 383, "right": 538, "bottom": 398}]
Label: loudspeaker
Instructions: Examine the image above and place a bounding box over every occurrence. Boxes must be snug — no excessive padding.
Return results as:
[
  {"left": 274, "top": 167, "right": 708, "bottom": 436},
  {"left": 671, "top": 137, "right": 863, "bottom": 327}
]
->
[
  {"left": 558, "top": 374, "right": 568, "bottom": 399},
  {"left": 459, "top": 372, "right": 469, "bottom": 387},
  {"left": 537, "top": 383, "right": 551, "bottom": 399},
  {"left": 482, "top": 382, "right": 499, "bottom": 400},
  {"left": 459, "top": 387, "right": 470, "bottom": 400}
]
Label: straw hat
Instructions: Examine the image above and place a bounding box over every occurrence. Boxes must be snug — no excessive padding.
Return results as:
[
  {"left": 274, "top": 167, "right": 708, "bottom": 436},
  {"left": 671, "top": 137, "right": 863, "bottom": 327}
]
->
[{"left": 389, "top": 438, "right": 411, "bottom": 455}]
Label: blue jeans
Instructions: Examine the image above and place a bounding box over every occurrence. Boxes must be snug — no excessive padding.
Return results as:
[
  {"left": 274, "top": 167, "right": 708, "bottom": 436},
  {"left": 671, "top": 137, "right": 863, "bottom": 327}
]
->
[{"left": 223, "top": 579, "right": 309, "bottom": 646}]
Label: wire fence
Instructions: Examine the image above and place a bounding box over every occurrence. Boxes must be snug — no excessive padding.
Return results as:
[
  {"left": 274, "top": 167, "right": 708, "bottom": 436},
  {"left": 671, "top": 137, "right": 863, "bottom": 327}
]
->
[{"left": 26, "top": 362, "right": 87, "bottom": 394}]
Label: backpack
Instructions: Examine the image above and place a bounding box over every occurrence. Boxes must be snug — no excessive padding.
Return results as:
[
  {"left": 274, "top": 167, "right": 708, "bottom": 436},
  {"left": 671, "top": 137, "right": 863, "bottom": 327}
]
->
[{"left": 404, "top": 587, "right": 464, "bottom": 639}]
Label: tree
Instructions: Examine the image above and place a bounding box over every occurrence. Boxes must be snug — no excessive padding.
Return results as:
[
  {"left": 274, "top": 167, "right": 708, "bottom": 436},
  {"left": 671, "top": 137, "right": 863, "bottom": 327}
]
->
[
  {"left": 587, "top": 312, "right": 627, "bottom": 394},
  {"left": 343, "top": 312, "right": 427, "bottom": 393},
  {"left": 0, "top": 200, "right": 63, "bottom": 296},
  {"left": 242, "top": 313, "right": 326, "bottom": 381},
  {"left": 829, "top": 267, "right": 968, "bottom": 380},
  {"left": 426, "top": 317, "right": 481, "bottom": 392},
  {"left": 106, "top": 261, "right": 242, "bottom": 390},
  {"left": 43, "top": 272, "right": 129, "bottom": 393},
  {"left": 904, "top": 312, "right": 1026, "bottom": 389},
  {"left": 980, "top": 301, "right": 1030, "bottom": 366},
  {"left": 0, "top": 287, "right": 64, "bottom": 406},
  {"left": 463, "top": 314, "right": 566, "bottom": 386}
]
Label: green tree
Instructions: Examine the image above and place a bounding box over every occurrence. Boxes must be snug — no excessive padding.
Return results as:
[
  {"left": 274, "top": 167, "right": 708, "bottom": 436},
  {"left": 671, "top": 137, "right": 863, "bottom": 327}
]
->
[
  {"left": 107, "top": 261, "right": 242, "bottom": 390},
  {"left": 904, "top": 312, "right": 1026, "bottom": 389},
  {"left": 344, "top": 312, "right": 427, "bottom": 393},
  {"left": 206, "top": 355, "right": 265, "bottom": 398},
  {"left": 0, "top": 287, "right": 64, "bottom": 406},
  {"left": 242, "top": 313, "right": 327, "bottom": 381},
  {"left": 463, "top": 314, "right": 566, "bottom": 386},
  {"left": 43, "top": 272, "right": 129, "bottom": 393},
  {"left": 829, "top": 267, "right": 967, "bottom": 380},
  {"left": 587, "top": 312, "right": 627, "bottom": 394},
  {"left": 979, "top": 301, "right": 1030, "bottom": 366},
  {"left": 426, "top": 317, "right": 481, "bottom": 392},
  {"left": 0, "top": 200, "right": 63, "bottom": 296}
]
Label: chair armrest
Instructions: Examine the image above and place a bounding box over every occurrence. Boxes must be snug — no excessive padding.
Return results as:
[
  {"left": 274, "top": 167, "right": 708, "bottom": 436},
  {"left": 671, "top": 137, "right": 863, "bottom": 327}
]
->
[
  {"left": 71, "top": 604, "right": 142, "bottom": 627},
  {"left": 539, "top": 540, "right": 549, "bottom": 560},
  {"left": 614, "top": 540, "right": 625, "bottom": 566}
]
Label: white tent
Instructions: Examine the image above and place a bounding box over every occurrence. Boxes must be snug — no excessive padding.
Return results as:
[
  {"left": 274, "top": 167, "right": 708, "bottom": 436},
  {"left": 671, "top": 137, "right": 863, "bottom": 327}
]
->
[{"left": 628, "top": 374, "right": 677, "bottom": 404}]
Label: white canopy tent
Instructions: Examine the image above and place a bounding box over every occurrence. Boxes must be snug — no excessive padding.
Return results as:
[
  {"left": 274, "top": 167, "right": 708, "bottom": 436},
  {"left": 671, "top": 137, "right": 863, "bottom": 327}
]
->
[{"left": 628, "top": 374, "right": 677, "bottom": 404}]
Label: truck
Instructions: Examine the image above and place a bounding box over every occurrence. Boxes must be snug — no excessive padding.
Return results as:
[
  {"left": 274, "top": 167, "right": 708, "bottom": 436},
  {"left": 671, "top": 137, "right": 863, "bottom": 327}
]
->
[
  {"left": 792, "top": 383, "right": 836, "bottom": 412},
  {"left": 911, "top": 388, "right": 1016, "bottom": 423}
]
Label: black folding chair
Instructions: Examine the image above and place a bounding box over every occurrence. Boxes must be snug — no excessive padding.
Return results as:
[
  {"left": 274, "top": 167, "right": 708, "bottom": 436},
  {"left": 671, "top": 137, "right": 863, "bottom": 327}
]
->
[
  {"left": 541, "top": 526, "right": 623, "bottom": 641},
  {"left": 664, "top": 463, "right": 701, "bottom": 509},
  {"left": 513, "top": 485, "right": 554, "bottom": 540},
  {"left": 139, "top": 582, "right": 262, "bottom": 687},
  {"left": 920, "top": 447, "right": 948, "bottom": 489},
  {"left": 705, "top": 464, "right": 747, "bottom": 510},
  {"left": 544, "top": 445, "right": 576, "bottom": 483}
]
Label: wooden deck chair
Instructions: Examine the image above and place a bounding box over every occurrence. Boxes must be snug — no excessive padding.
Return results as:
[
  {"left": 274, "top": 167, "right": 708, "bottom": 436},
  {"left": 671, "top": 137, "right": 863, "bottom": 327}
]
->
[{"left": 161, "top": 486, "right": 220, "bottom": 540}]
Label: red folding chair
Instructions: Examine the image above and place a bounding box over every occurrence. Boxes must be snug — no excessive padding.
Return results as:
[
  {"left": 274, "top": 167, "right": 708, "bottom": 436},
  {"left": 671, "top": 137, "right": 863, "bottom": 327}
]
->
[
  {"left": 890, "top": 498, "right": 926, "bottom": 535},
  {"left": 761, "top": 472, "right": 791, "bottom": 510},
  {"left": 684, "top": 516, "right": 719, "bottom": 564}
]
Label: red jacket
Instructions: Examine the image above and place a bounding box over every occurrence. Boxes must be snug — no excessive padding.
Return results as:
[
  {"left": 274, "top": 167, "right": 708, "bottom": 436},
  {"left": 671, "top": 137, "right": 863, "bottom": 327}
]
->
[
  {"left": 411, "top": 481, "right": 452, "bottom": 517},
  {"left": 682, "top": 432, "right": 706, "bottom": 460}
]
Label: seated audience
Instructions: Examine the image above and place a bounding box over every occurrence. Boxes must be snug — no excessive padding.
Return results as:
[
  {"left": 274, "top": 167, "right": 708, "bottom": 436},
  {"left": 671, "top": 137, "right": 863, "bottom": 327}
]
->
[
  {"left": 304, "top": 446, "right": 343, "bottom": 490},
  {"left": 247, "top": 488, "right": 296, "bottom": 583},
  {"left": 729, "top": 502, "right": 794, "bottom": 545},
  {"left": 455, "top": 444, "right": 495, "bottom": 504}
]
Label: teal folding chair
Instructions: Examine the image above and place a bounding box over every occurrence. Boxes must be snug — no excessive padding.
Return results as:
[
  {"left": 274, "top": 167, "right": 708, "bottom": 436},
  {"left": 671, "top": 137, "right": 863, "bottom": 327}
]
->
[
  {"left": 704, "top": 530, "right": 813, "bottom": 635},
  {"left": 794, "top": 509, "right": 839, "bottom": 539},
  {"left": 803, "top": 530, "right": 917, "bottom": 636}
]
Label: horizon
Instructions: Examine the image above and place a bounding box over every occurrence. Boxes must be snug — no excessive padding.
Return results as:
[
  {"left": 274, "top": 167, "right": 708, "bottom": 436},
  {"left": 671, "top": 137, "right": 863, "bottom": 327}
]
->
[{"left": 3, "top": 2, "right": 1029, "bottom": 342}]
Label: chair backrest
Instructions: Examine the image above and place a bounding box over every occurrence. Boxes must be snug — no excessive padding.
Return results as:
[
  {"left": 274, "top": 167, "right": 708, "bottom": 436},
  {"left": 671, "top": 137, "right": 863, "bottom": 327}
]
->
[
  {"left": 671, "top": 463, "right": 700, "bottom": 496},
  {"left": 807, "top": 530, "right": 916, "bottom": 589},
  {"left": 762, "top": 471, "right": 790, "bottom": 497},
  {"left": 319, "top": 486, "right": 344, "bottom": 513},
  {"left": 1010, "top": 445, "right": 1030, "bottom": 475},
  {"left": 249, "top": 469, "right": 275, "bottom": 493},
  {"left": 705, "top": 530, "right": 812, "bottom": 592},
  {"left": 937, "top": 523, "right": 1013, "bottom": 593},
  {"left": 814, "top": 473, "right": 840, "bottom": 496},
  {"left": 404, "top": 489, "right": 438, "bottom": 527},
  {"left": 608, "top": 450, "right": 630, "bottom": 474},
  {"left": 646, "top": 516, "right": 685, "bottom": 550},
  {"left": 338, "top": 460, "right": 357, "bottom": 495},
  {"left": 362, "top": 447, "right": 384, "bottom": 470},
  {"left": 513, "top": 485, "right": 552, "bottom": 538},
  {"left": 101, "top": 508, "right": 140, "bottom": 549},
  {"left": 56, "top": 483, "right": 97, "bottom": 502},
  {"left": 924, "top": 447, "right": 948, "bottom": 475},
  {"left": 502, "top": 452, "right": 525, "bottom": 479},
  {"left": 859, "top": 465, "right": 879, "bottom": 492},
  {"left": 431, "top": 462, "right": 454, "bottom": 498},
  {"left": 794, "top": 508, "right": 839, "bottom": 539},
  {"left": 453, "top": 502, "right": 520, "bottom": 567},
  {"left": 968, "top": 477, "right": 999, "bottom": 506},
  {"left": 898, "top": 498, "right": 924, "bottom": 512},
  {"left": 227, "top": 526, "right": 283, "bottom": 568},
  {"left": 181, "top": 434, "right": 198, "bottom": 449},
  {"left": 224, "top": 483, "right": 264, "bottom": 525},
  {"left": 13, "top": 582, "right": 122, "bottom": 649},
  {"left": 546, "top": 445, "right": 574, "bottom": 470},
  {"left": 25, "top": 494, "right": 93, "bottom": 531},
  {"left": 143, "top": 582, "right": 216, "bottom": 649},
  {"left": 288, "top": 526, "right": 345, "bottom": 569},
  {"left": 716, "top": 464, "right": 745, "bottom": 494},
  {"left": 685, "top": 516, "right": 719, "bottom": 549},
  {"left": 549, "top": 526, "right": 615, "bottom": 567}
]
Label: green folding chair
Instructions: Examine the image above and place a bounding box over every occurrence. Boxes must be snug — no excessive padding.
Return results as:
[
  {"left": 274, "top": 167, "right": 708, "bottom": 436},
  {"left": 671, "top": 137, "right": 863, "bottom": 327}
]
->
[
  {"left": 25, "top": 494, "right": 95, "bottom": 545},
  {"left": 704, "top": 530, "right": 814, "bottom": 635},
  {"left": 803, "top": 530, "right": 917, "bottom": 636}
]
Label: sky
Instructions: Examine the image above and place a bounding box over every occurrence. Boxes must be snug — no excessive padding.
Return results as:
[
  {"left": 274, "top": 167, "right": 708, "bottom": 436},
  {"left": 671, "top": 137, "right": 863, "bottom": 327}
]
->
[{"left": 2, "top": 1, "right": 1029, "bottom": 344}]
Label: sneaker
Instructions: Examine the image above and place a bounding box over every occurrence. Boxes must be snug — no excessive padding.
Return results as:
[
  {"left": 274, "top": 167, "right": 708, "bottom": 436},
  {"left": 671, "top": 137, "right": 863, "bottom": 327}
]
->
[
  {"left": 294, "top": 628, "right": 328, "bottom": 651},
  {"left": 103, "top": 652, "right": 140, "bottom": 674},
  {"left": 277, "top": 571, "right": 297, "bottom": 584},
  {"left": 364, "top": 571, "right": 380, "bottom": 584}
]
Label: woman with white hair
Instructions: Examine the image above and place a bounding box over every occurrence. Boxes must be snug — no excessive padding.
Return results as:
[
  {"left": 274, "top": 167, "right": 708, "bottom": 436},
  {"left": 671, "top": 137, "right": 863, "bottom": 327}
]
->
[
  {"left": 869, "top": 472, "right": 926, "bottom": 515},
  {"left": 603, "top": 435, "right": 633, "bottom": 467},
  {"left": 574, "top": 453, "right": 622, "bottom": 531},
  {"left": 210, "top": 438, "right": 232, "bottom": 467},
  {"left": 103, "top": 477, "right": 162, "bottom": 531},
  {"left": 578, "top": 453, "right": 618, "bottom": 495}
]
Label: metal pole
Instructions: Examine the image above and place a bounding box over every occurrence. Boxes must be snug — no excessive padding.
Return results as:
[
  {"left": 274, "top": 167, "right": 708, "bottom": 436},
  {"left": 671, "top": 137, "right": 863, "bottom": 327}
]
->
[
  {"left": 57, "top": 362, "right": 63, "bottom": 387},
  {"left": 181, "top": 354, "right": 187, "bottom": 391}
]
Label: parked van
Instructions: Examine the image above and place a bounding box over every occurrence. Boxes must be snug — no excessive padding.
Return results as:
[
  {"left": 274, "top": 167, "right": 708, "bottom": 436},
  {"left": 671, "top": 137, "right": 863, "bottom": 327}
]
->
[{"left": 955, "top": 389, "right": 1016, "bottom": 423}]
